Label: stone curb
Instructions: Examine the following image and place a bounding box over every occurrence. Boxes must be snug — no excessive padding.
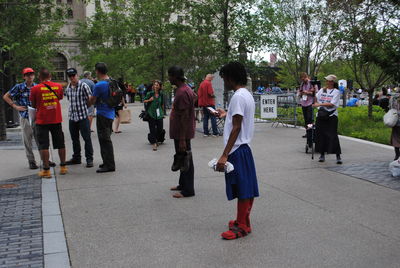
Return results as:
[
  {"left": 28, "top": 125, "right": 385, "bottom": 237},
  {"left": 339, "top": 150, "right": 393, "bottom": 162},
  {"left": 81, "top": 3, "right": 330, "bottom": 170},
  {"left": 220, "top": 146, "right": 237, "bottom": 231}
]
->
[{"left": 41, "top": 171, "right": 71, "bottom": 268}]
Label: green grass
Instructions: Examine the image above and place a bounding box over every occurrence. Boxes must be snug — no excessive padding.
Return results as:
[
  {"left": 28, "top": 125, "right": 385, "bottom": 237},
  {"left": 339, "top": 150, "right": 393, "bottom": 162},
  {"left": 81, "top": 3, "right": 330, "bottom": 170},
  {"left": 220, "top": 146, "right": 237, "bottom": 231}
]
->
[{"left": 296, "top": 105, "right": 391, "bottom": 145}]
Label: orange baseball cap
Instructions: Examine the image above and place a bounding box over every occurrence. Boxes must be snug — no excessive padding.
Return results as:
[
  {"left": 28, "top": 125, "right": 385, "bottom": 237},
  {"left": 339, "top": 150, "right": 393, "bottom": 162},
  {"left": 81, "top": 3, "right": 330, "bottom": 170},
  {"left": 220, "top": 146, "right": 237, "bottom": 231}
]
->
[{"left": 22, "top": 68, "right": 35, "bottom": 75}]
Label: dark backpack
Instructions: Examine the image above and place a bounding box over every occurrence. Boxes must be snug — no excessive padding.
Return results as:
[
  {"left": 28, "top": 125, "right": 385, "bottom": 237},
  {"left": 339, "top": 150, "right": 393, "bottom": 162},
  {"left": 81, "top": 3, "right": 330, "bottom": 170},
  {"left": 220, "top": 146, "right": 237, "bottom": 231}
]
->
[{"left": 104, "top": 78, "right": 124, "bottom": 108}]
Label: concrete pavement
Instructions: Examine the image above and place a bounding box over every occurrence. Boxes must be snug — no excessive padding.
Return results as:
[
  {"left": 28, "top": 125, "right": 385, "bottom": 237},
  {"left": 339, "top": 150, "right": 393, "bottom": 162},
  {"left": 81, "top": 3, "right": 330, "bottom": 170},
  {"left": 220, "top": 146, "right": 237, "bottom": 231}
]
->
[
  {"left": 56, "top": 101, "right": 400, "bottom": 268},
  {"left": 1, "top": 99, "right": 400, "bottom": 267}
]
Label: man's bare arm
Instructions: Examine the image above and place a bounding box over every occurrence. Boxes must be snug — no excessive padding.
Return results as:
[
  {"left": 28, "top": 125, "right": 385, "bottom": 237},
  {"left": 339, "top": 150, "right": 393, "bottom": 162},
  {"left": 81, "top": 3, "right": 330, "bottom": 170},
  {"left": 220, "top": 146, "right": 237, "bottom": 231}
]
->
[{"left": 216, "top": 115, "right": 242, "bottom": 171}]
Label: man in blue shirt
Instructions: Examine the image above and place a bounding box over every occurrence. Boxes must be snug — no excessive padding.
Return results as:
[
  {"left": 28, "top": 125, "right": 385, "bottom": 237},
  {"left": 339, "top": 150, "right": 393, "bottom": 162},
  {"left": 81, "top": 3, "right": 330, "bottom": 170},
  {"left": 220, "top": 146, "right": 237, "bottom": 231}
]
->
[
  {"left": 346, "top": 95, "right": 359, "bottom": 107},
  {"left": 88, "top": 62, "right": 116, "bottom": 173},
  {"left": 3, "top": 68, "right": 39, "bottom": 169}
]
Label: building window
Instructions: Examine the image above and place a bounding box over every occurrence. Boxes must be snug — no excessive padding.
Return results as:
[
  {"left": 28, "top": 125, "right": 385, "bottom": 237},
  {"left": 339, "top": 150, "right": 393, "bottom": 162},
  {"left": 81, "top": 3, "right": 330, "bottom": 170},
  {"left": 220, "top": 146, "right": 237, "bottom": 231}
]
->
[
  {"left": 135, "top": 38, "right": 141, "bottom": 46},
  {"left": 177, "top": 16, "right": 184, "bottom": 24},
  {"left": 51, "top": 53, "right": 68, "bottom": 82},
  {"left": 67, "top": 8, "right": 73, "bottom": 18}
]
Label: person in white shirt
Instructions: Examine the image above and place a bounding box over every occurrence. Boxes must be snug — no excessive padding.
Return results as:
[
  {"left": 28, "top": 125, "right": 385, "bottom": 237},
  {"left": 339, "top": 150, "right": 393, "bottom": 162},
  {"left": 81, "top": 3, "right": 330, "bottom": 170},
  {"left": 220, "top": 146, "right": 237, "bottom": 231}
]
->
[
  {"left": 313, "top": 74, "right": 342, "bottom": 164},
  {"left": 216, "top": 62, "right": 259, "bottom": 240}
]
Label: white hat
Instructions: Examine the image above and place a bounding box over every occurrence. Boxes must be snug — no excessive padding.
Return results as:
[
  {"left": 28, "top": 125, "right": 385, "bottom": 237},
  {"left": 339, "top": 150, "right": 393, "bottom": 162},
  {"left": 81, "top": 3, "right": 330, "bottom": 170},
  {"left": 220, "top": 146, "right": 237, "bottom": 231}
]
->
[{"left": 324, "top": 74, "right": 337, "bottom": 81}]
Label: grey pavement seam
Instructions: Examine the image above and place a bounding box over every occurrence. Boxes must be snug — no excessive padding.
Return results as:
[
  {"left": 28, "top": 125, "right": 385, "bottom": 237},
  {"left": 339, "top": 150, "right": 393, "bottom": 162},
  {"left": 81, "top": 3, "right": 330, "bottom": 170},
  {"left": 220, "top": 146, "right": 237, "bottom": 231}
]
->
[{"left": 42, "top": 167, "right": 71, "bottom": 268}]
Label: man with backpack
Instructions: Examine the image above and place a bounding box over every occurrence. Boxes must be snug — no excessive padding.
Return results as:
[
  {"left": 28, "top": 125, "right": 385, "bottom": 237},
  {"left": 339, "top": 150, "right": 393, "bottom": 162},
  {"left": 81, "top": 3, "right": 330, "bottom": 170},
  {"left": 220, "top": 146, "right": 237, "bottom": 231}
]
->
[{"left": 89, "top": 62, "right": 122, "bottom": 173}]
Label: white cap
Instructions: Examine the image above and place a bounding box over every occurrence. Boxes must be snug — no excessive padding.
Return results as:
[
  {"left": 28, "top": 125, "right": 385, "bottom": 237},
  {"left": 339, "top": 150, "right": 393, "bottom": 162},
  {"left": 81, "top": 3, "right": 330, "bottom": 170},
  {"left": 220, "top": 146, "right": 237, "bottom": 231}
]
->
[{"left": 324, "top": 74, "right": 337, "bottom": 82}]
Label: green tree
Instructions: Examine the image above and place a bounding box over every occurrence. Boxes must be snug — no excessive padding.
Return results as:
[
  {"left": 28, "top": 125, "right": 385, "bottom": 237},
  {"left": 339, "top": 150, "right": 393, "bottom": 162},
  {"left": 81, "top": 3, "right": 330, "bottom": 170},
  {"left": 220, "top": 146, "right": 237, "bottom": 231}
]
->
[
  {"left": 0, "top": 0, "right": 66, "bottom": 140},
  {"left": 333, "top": 0, "right": 399, "bottom": 118},
  {"left": 265, "top": 0, "right": 341, "bottom": 87}
]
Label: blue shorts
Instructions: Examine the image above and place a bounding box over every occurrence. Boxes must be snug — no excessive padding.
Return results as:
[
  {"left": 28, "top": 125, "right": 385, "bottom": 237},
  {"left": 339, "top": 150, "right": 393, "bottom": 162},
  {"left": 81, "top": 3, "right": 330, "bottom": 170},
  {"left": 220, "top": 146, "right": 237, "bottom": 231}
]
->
[{"left": 225, "top": 144, "right": 259, "bottom": 201}]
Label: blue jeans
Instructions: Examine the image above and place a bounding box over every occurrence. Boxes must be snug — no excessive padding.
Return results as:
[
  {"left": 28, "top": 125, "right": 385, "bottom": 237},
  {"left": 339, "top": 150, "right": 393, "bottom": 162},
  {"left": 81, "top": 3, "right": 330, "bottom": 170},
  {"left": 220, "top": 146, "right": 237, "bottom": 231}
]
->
[
  {"left": 69, "top": 118, "right": 93, "bottom": 162},
  {"left": 203, "top": 106, "right": 218, "bottom": 135}
]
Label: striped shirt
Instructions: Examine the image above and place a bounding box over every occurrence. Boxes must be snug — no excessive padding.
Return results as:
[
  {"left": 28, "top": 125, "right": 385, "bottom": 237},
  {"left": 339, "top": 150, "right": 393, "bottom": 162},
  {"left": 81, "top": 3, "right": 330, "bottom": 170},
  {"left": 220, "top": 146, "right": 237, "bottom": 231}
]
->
[{"left": 66, "top": 81, "right": 92, "bottom": 122}]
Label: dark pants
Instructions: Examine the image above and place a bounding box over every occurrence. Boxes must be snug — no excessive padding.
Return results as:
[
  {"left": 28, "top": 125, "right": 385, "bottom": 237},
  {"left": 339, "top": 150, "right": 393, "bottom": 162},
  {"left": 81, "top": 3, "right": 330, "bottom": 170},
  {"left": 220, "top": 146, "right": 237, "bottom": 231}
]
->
[
  {"left": 174, "top": 139, "right": 195, "bottom": 197},
  {"left": 69, "top": 118, "right": 93, "bottom": 162},
  {"left": 148, "top": 117, "right": 164, "bottom": 144},
  {"left": 203, "top": 106, "right": 218, "bottom": 135},
  {"left": 315, "top": 115, "right": 341, "bottom": 155},
  {"left": 97, "top": 115, "right": 115, "bottom": 169},
  {"left": 302, "top": 105, "right": 313, "bottom": 147}
]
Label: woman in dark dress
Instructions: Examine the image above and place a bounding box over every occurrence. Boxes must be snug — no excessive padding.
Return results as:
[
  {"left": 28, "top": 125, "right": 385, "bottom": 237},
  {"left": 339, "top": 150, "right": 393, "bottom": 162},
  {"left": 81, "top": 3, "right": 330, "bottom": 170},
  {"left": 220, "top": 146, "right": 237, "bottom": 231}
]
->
[{"left": 313, "top": 74, "right": 342, "bottom": 164}]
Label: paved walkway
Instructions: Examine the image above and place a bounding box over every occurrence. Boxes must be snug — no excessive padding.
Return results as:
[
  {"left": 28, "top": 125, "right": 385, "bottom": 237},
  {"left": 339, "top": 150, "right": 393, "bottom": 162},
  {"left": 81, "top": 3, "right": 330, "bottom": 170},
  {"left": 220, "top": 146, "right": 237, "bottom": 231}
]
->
[{"left": 1, "top": 100, "right": 400, "bottom": 267}]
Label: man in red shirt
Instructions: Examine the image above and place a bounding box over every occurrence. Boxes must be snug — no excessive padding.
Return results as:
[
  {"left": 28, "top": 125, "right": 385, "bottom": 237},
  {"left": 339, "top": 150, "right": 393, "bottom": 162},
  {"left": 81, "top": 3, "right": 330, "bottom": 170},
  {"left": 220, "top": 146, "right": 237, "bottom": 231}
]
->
[
  {"left": 198, "top": 74, "right": 218, "bottom": 136},
  {"left": 30, "top": 68, "right": 67, "bottom": 178}
]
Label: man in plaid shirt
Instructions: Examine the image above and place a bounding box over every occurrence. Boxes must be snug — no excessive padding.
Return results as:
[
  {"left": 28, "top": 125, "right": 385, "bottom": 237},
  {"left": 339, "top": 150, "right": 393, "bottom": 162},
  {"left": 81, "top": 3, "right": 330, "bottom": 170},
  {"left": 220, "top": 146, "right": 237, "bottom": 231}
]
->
[
  {"left": 65, "top": 68, "right": 94, "bottom": 168},
  {"left": 3, "top": 68, "right": 39, "bottom": 169}
]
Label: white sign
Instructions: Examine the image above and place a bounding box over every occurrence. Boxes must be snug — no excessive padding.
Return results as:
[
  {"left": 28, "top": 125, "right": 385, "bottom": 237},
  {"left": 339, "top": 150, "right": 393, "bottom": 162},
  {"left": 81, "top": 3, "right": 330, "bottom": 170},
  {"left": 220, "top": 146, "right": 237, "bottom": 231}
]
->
[
  {"left": 338, "top": 79, "right": 347, "bottom": 88},
  {"left": 261, "top": 95, "right": 278, "bottom": 119}
]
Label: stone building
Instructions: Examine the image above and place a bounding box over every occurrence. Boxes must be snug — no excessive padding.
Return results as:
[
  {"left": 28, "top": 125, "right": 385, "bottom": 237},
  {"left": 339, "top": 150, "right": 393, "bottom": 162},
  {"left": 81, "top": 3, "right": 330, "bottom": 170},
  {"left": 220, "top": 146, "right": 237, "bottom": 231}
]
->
[{"left": 51, "top": 0, "right": 99, "bottom": 84}]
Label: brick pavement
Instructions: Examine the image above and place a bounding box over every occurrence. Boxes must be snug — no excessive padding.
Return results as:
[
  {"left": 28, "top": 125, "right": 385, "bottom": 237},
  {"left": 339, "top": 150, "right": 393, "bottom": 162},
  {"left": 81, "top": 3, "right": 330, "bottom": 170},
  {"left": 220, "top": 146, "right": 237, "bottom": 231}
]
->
[{"left": 0, "top": 175, "right": 43, "bottom": 268}]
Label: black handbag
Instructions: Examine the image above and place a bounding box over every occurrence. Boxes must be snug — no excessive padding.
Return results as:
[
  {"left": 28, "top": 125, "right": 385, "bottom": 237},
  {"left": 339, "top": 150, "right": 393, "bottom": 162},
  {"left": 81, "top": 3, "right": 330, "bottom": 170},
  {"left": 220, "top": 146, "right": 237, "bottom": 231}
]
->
[{"left": 317, "top": 107, "right": 335, "bottom": 120}]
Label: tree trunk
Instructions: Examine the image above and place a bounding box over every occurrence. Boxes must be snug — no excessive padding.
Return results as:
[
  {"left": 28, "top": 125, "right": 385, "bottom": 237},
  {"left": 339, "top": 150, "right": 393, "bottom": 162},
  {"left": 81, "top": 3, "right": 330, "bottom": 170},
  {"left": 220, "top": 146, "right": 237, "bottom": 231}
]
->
[
  {"left": 368, "top": 88, "right": 374, "bottom": 119},
  {"left": 0, "top": 53, "right": 7, "bottom": 141},
  {"left": 222, "top": 0, "right": 230, "bottom": 58}
]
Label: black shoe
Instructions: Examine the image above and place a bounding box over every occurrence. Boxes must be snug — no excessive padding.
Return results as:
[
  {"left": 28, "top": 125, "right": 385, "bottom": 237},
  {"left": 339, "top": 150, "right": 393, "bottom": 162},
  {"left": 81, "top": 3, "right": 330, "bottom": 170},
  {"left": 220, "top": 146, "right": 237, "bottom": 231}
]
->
[
  {"left": 180, "top": 151, "right": 192, "bottom": 172},
  {"left": 171, "top": 154, "right": 184, "bottom": 172},
  {"left": 29, "top": 161, "right": 39, "bottom": 170},
  {"left": 86, "top": 162, "right": 94, "bottom": 168},
  {"left": 302, "top": 135, "right": 307, "bottom": 138},
  {"left": 96, "top": 167, "right": 115, "bottom": 173},
  {"left": 337, "top": 159, "right": 343, "bottom": 165},
  {"left": 65, "top": 158, "right": 81, "bottom": 165},
  {"left": 99, "top": 163, "right": 105, "bottom": 168},
  {"left": 49, "top": 161, "right": 56, "bottom": 167},
  {"left": 319, "top": 155, "right": 325, "bottom": 162}
]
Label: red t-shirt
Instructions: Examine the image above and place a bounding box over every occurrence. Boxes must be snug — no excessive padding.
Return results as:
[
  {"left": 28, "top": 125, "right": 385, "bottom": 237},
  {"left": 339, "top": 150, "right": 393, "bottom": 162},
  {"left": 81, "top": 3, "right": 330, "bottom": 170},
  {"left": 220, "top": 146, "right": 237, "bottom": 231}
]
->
[
  {"left": 197, "top": 79, "right": 215, "bottom": 107},
  {"left": 169, "top": 84, "right": 195, "bottom": 140},
  {"left": 30, "top": 81, "right": 64, "bottom": 125}
]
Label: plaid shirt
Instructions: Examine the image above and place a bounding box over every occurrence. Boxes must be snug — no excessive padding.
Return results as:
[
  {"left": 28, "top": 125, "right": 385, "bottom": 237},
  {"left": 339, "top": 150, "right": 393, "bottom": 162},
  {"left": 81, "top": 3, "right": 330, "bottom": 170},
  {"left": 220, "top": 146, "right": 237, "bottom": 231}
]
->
[
  {"left": 8, "top": 82, "right": 36, "bottom": 119},
  {"left": 66, "top": 80, "right": 92, "bottom": 122}
]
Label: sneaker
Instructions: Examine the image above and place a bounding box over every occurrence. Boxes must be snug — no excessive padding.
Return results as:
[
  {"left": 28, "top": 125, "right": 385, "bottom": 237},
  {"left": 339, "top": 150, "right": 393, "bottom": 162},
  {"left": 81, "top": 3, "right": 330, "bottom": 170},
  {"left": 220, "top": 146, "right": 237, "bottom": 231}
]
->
[
  {"left": 39, "top": 169, "right": 52, "bottom": 179},
  {"left": 60, "top": 166, "right": 68, "bottom": 175},
  {"left": 86, "top": 162, "right": 94, "bottom": 168},
  {"left": 221, "top": 224, "right": 250, "bottom": 240},
  {"left": 65, "top": 158, "right": 81, "bottom": 165},
  {"left": 29, "top": 161, "right": 39, "bottom": 170}
]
